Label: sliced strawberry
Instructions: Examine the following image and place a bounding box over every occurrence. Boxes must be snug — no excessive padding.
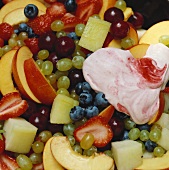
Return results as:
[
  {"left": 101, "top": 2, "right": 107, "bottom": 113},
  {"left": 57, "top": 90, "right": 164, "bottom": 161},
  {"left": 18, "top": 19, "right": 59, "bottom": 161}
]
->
[
  {"left": 46, "top": 2, "right": 67, "bottom": 18},
  {"left": 74, "top": 116, "right": 113, "bottom": 147},
  {"left": 0, "top": 134, "right": 5, "bottom": 154},
  {"left": 27, "top": 14, "right": 55, "bottom": 35},
  {"left": 75, "top": 0, "right": 103, "bottom": 22},
  {"left": 0, "top": 92, "right": 28, "bottom": 120},
  {"left": 32, "top": 163, "right": 44, "bottom": 170},
  {"left": 24, "top": 38, "right": 39, "bottom": 55},
  {"left": 61, "top": 13, "right": 85, "bottom": 32},
  {"left": 0, "top": 153, "right": 19, "bottom": 170}
]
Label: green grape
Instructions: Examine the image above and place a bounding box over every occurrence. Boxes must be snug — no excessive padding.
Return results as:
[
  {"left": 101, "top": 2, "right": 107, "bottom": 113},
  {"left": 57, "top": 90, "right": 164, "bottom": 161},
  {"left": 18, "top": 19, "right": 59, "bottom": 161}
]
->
[
  {"left": 56, "top": 58, "right": 73, "bottom": 71},
  {"left": 72, "top": 55, "right": 85, "bottom": 69},
  {"left": 11, "top": 33, "right": 18, "bottom": 40},
  {"left": 72, "top": 49, "right": 86, "bottom": 58},
  {"left": 38, "top": 130, "right": 52, "bottom": 143},
  {"left": 46, "top": 73, "right": 57, "bottom": 84},
  {"left": 55, "top": 70, "right": 68, "bottom": 80},
  {"left": 124, "top": 118, "right": 136, "bottom": 130},
  {"left": 18, "top": 32, "right": 28, "bottom": 41},
  {"left": 139, "top": 130, "right": 149, "bottom": 142},
  {"left": 57, "top": 76, "right": 70, "bottom": 89},
  {"left": 128, "top": 128, "right": 140, "bottom": 140},
  {"left": 17, "top": 40, "right": 25, "bottom": 47},
  {"left": 159, "top": 35, "right": 169, "bottom": 46},
  {"left": 91, "top": 14, "right": 101, "bottom": 19},
  {"left": 16, "top": 154, "right": 33, "bottom": 170},
  {"left": 75, "top": 24, "right": 85, "bottom": 37},
  {"left": 70, "top": 89, "right": 79, "bottom": 101},
  {"left": 67, "top": 135, "right": 76, "bottom": 146},
  {"left": 80, "top": 133, "right": 95, "bottom": 150},
  {"left": 153, "top": 146, "right": 165, "bottom": 157},
  {"left": 29, "top": 153, "right": 43, "bottom": 164},
  {"left": 121, "top": 37, "right": 135, "bottom": 49},
  {"left": 51, "top": 20, "right": 64, "bottom": 31},
  {"left": 56, "top": 31, "right": 67, "bottom": 38},
  {"left": 72, "top": 144, "right": 82, "bottom": 154},
  {"left": 32, "top": 141, "right": 44, "bottom": 153},
  {"left": 74, "top": 117, "right": 87, "bottom": 128},
  {"left": 104, "top": 150, "right": 113, "bottom": 158},
  {"left": 137, "top": 140, "right": 145, "bottom": 152},
  {"left": 36, "top": 59, "right": 43, "bottom": 69},
  {"left": 38, "top": 50, "right": 49, "bottom": 60},
  {"left": 114, "top": 0, "right": 127, "bottom": 11},
  {"left": 74, "top": 39, "right": 81, "bottom": 50},
  {"left": 8, "top": 38, "right": 17, "bottom": 48},
  {"left": 149, "top": 129, "right": 161, "bottom": 142},
  {"left": 63, "top": 123, "right": 75, "bottom": 136},
  {"left": 53, "top": 132, "right": 63, "bottom": 137},
  {"left": 41, "top": 60, "right": 53, "bottom": 75},
  {"left": 150, "top": 124, "right": 162, "bottom": 131},
  {"left": 0, "top": 48, "right": 3, "bottom": 57},
  {"left": 56, "top": 88, "right": 70, "bottom": 96},
  {"left": 83, "top": 146, "right": 97, "bottom": 156},
  {"left": 2, "top": 45, "right": 12, "bottom": 54}
]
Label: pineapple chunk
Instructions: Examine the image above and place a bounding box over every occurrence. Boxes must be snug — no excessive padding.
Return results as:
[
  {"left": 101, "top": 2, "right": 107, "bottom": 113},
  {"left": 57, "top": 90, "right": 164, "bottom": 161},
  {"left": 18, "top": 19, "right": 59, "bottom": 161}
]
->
[
  {"left": 157, "top": 128, "right": 169, "bottom": 150},
  {"left": 111, "top": 140, "right": 143, "bottom": 170},
  {"left": 78, "top": 17, "right": 111, "bottom": 52},
  {"left": 156, "top": 112, "right": 169, "bottom": 129},
  {"left": 3, "top": 117, "right": 37, "bottom": 153},
  {"left": 123, "top": 7, "right": 134, "bottom": 21},
  {"left": 50, "top": 94, "right": 79, "bottom": 124}
]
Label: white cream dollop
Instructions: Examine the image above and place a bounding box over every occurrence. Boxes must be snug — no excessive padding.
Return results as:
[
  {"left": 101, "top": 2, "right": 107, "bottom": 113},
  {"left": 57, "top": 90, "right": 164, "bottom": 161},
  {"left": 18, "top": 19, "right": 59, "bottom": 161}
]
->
[{"left": 83, "top": 43, "right": 169, "bottom": 124}]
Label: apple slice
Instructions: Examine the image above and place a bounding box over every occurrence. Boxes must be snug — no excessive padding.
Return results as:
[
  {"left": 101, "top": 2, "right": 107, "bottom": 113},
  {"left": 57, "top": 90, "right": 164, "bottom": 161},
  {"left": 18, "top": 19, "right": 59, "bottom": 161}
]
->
[
  {"left": 12, "top": 46, "right": 41, "bottom": 104},
  {"left": 51, "top": 136, "right": 114, "bottom": 170},
  {"left": 0, "top": 0, "right": 47, "bottom": 23},
  {"left": 43, "top": 137, "right": 65, "bottom": 170},
  {"left": 0, "top": 50, "right": 18, "bottom": 95},
  {"left": 3, "top": 8, "right": 45, "bottom": 26},
  {"left": 24, "top": 58, "right": 57, "bottom": 105},
  {"left": 129, "top": 44, "right": 150, "bottom": 59},
  {"left": 135, "top": 151, "right": 169, "bottom": 170},
  {"left": 139, "top": 21, "right": 169, "bottom": 44}
]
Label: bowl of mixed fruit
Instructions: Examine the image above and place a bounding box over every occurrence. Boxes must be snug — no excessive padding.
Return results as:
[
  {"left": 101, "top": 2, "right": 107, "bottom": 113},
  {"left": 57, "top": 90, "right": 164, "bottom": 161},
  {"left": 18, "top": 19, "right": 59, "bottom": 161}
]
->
[{"left": 0, "top": 0, "right": 169, "bottom": 170}]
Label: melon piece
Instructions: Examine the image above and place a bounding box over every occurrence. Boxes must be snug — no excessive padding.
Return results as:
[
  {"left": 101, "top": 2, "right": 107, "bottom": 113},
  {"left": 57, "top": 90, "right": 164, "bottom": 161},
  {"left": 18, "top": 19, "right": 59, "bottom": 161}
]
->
[
  {"left": 50, "top": 94, "right": 79, "bottom": 124},
  {"left": 157, "top": 128, "right": 169, "bottom": 150},
  {"left": 79, "top": 17, "right": 111, "bottom": 52},
  {"left": 3, "top": 117, "right": 37, "bottom": 153},
  {"left": 155, "top": 112, "right": 169, "bottom": 129},
  {"left": 111, "top": 140, "right": 143, "bottom": 170}
]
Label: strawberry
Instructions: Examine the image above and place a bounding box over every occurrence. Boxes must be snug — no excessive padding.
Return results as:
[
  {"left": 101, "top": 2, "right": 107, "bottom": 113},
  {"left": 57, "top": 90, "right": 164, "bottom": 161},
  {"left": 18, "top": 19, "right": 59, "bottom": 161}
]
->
[
  {"left": 74, "top": 116, "right": 113, "bottom": 147},
  {"left": 24, "top": 38, "right": 39, "bottom": 55},
  {"left": 75, "top": 0, "right": 103, "bottom": 22},
  {"left": 46, "top": 2, "right": 67, "bottom": 18},
  {"left": 61, "top": 13, "right": 85, "bottom": 32},
  {"left": 0, "top": 133, "right": 5, "bottom": 154},
  {"left": 0, "top": 23, "right": 13, "bottom": 41},
  {"left": 0, "top": 92, "right": 28, "bottom": 120},
  {"left": 32, "top": 163, "right": 44, "bottom": 170},
  {"left": 0, "top": 153, "right": 19, "bottom": 170},
  {"left": 27, "top": 14, "right": 55, "bottom": 35}
]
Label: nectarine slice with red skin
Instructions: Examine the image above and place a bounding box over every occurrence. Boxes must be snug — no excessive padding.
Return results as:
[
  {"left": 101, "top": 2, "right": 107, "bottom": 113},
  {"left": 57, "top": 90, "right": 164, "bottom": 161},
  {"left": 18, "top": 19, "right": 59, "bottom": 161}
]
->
[{"left": 24, "top": 58, "right": 57, "bottom": 105}]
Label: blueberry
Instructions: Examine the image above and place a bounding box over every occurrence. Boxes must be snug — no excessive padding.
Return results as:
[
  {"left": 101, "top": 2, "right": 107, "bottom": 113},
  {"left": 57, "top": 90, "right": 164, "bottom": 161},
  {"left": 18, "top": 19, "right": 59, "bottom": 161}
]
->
[
  {"left": 114, "top": 109, "right": 128, "bottom": 119},
  {"left": 85, "top": 105, "right": 99, "bottom": 118},
  {"left": 67, "top": 32, "right": 79, "bottom": 40},
  {"left": 70, "top": 106, "right": 85, "bottom": 121},
  {"left": 82, "top": 82, "right": 91, "bottom": 91},
  {"left": 145, "top": 140, "right": 157, "bottom": 152},
  {"left": 137, "top": 123, "right": 151, "bottom": 131},
  {"left": 27, "top": 27, "right": 37, "bottom": 38},
  {"left": 24, "top": 4, "right": 39, "bottom": 19},
  {"left": 79, "top": 91, "right": 93, "bottom": 107},
  {"left": 14, "top": 29, "right": 19, "bottom": 34},
  {"left": 75, "top": 82, "right": 83, "bottom": 95},
  {"left": 94, "top": 92, "right": 109, "bottom": 109},
  {"left": 18, "top": 23, "right": 29, "bottom": 32},
  {"left": 121, "top": 130, "right": 129, "bottom": 140},
  {"left": 64, "top": 0, "right": 77, "bottom": 12},
  {"left": 75, "top": 82, "right": 92, "bottom": 95}
]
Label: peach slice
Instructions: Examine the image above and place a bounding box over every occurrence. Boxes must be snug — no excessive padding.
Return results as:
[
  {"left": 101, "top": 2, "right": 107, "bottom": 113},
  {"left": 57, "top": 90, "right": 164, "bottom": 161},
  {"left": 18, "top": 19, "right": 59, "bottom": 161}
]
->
[
  {"left": 0, "top": 0, "right": 47, "bottom": 23},
  {"left": 24, "top": 58, "right": 57, "bottom": 105},
  {"left": 12, "top": 46, "right": 41, "bottom": 103},
  {"left": 129, "top": 44, "right": 150, "bottom": 59},
  {"left": 0, "top": 50, "right": 18, "bottom": 95},
  {"left": 139, "top": 21, "right": 169, "bottom": 44},
  {"left": 3, "top": 8, "right": 45, "bottom": 26}
]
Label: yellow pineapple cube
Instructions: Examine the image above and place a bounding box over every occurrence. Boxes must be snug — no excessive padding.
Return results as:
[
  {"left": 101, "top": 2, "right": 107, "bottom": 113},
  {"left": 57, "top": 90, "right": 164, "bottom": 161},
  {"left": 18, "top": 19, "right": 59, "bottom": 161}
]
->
[
  {"left": 78, "top": 17, "right": 111, "bottom": 52},
  {"left": 3, "top": 117, "right": 38, "bottom": 153}
]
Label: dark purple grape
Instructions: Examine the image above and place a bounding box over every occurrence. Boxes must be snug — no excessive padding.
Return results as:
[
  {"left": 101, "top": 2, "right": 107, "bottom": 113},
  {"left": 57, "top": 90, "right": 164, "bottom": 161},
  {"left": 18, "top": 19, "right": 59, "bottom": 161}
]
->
[
  {"left": 48, "top": 52, "right": 60, "bottom": 72},
  {"left": 104, "top": 7, "right": 124, "bottom": 23},
  {"left": 128, "top": 12, "right": 144, "bottom": 29},
  {"left": 37, "top": 105, "right": 51, "bottom": 119},
  {"left": 38, "top": 31, "right": 57, "bottom": 51},
  {"left": 55, "top": 36, "right": 75, "bottom": 58},
  {"left": 47, "top": 122, "right": 63, "bottom": 134},
  {"left": 110, "top": 21, "right": 130, "bottom": 39}
]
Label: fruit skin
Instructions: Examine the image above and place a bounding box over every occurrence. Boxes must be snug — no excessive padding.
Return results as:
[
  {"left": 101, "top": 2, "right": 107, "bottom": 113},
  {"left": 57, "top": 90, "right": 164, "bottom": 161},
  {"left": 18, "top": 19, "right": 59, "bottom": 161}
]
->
[
  {"left": 0, "top": 135, "right": 5, "bottom": 154},
  {"left": 0, "top": 22, "right": 13, "bottom": 41},
  {"left": 51, "top": 136, "right": 114, "bottom": 170},
  {"left": 24, "top": 4, "right": 39, "bottom": 19},
  {"left": 0, "top": 92, "right": 28, "bottom": 120},
  {"left": 74, "top": 116, "right": 113, "bottom": 147}
]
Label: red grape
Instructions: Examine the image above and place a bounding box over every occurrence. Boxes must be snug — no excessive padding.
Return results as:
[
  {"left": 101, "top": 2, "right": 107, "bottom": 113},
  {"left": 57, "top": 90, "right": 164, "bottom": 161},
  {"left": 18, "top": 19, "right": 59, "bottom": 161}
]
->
[{"left": 48, "top": 52, "right": 60, "bottom": 71}]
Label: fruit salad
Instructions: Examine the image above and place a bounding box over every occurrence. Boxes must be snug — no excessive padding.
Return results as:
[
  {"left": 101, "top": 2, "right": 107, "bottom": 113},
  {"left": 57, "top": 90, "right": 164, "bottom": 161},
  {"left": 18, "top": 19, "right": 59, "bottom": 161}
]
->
[{"left": 0, "top": 0, "right": 169, "bottom": 170}]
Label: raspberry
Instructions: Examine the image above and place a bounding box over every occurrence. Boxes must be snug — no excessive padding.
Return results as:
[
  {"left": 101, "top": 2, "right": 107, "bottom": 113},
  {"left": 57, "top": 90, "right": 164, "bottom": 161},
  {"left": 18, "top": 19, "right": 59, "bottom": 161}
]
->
[
  {"left": 24, "top": 38, "right": 39, "bottom": 55},
  {"left": 0, "top": 23, "right": 13, "bottom": 41},
  {"left": 27, "top": 14, "right": 55, "bottom": 35}
]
